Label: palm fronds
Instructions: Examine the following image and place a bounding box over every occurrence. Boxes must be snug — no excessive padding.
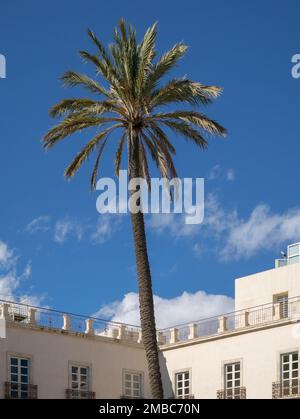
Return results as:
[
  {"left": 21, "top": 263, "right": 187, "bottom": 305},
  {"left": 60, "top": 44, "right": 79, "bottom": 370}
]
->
[{"left": 43, "top": 19, "right": 226, "bottom": 189}]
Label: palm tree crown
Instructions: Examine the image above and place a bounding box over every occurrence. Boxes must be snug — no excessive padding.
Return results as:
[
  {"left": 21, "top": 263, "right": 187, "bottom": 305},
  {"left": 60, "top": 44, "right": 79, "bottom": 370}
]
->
[{"left": 43, "top": 19, "right": 226, "bottom": 188}]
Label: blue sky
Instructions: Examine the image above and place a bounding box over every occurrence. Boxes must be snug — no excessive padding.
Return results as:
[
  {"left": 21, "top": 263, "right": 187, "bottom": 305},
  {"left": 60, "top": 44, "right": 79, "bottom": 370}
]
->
[{"left": 0, "top": 0, "right": 300, "bottom": 326}]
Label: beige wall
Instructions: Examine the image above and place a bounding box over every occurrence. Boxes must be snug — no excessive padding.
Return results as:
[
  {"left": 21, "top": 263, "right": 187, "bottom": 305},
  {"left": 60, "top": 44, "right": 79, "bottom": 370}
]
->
[
  {"left": 235, "top": 263, "right": 300, "bottom": 311},
  {"left": 1, "top": 261, "right": 300, "bottom": 399},
  {"left": 0, "top": 325, "right": 151, "bottom": 399},
  {"left": 161, "top": 322, "right": 300, "bottom": 399},
  {"left": 1, "top": 319, "right": 299, "bottom": 399}
]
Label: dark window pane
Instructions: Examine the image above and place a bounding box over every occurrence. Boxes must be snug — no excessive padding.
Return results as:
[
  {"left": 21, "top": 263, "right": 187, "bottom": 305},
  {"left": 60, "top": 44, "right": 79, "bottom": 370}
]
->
[{"left": 20, "top": 359, "right": 28, "bottom": 367}]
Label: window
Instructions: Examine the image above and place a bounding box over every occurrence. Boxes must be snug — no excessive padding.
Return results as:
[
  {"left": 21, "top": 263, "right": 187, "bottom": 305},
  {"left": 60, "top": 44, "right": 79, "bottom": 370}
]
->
[
  {"left": 281, "top": 352, "right": 299, "bottom": 397},
  {"left": 175, "top": 371, "right": 191, "bottom": 399},
  {"left": 9, "top": 356, "right": 30, "bottom": 399},
  {"left": 274, "top": 293, "right": 289, "bottom": 318},
  {"left": 288, "top": 244, "right": 300, "bottom": 265},
  {"left": 69, "top": 365, "right": 91, "bottom": 399},
  {"left": 224, "top": 362, "right": 241, "bottom": 398},
  {"left": 123, "top": 371, "right": 143, "bottom": 399}
]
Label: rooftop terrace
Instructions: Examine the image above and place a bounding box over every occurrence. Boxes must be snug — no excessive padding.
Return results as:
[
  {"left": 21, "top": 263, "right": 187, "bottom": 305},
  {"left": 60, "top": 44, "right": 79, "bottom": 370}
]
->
[{"left": 1, "top": 295, "right": 300, "bottom": 347}]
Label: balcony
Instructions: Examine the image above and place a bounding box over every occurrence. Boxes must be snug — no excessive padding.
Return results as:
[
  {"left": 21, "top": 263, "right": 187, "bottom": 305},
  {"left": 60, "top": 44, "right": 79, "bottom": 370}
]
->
[
  {"left": 0, "top": 299, "right": 142, "bottom": 344},
  {"left": 4, "top": 382, "right": 38, "bottom": 399},
  {"left": 1, "top": 295, "right": 300, "bottom": 347},
  {"left": 217, "top": 387, "right": 247, "bottom": 399},
  {"left": 65, "top": 389, "right": 96, "bottom": 399},
  {"left": 158, "top": 295, "right": 300, "bottom": 346},
  {"left": 272, "top": 381, "right": 300, "bottom": 399}
]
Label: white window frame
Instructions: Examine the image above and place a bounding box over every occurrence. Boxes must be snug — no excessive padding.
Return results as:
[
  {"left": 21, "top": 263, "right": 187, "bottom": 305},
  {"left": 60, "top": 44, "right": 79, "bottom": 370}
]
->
[
  {"left": 68, "top": 361, "right": 92, "bottom": 399},
  {"left": 224, "top": 362, "right": 241, "bottom": 390},
  {"left": 287, "top": 243, "right": 300, "bottom": 265},
  {"left": 221, "top": 359, "right": 244, "bottom": 399},
  {"left": 174, "top": 369, "right": 191, "bottom": 399},
  {"left": 280, "top": 351, "right": 299, "bottom": 397},
  {"left": 122, "top": 369, "right": 144, "bottom": 399},
  {"left": 7, "top": 353, "right": 32, "bottom": 399}
]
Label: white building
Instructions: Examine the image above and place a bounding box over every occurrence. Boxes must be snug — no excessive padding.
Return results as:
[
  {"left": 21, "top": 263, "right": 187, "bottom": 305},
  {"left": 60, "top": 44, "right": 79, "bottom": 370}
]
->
[{"left": 0, "top": 243, "right": 300, "bottom": 399}]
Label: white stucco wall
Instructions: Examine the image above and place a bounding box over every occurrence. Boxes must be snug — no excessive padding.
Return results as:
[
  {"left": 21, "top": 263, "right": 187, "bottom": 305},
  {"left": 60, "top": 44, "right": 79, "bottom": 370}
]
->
[
  {"left": 235, "top": 262, "right": 300, "bottom": 311},
  {"left": 1, "top": 261, "right": 300, "bottom": 399},
  {"left": 161, "top": 322, "right": 300, "bottom": 399},
  {"left": 0, "top": 325, "right": 150, "bottom": 399}
]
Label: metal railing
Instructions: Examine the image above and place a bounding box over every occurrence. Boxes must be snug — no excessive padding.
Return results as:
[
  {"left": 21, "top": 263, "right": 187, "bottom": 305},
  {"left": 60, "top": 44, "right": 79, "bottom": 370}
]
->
[
  {"left": 159, "top": 296, "right": 300, "bottom": 346},
  {"left": 1, "top": 295, "right": 300, "bottom": 347},
  {"left": 0, "top": 298, "right": 141, "bottom": 344},
  {"left": 272, "top": 381, "right": 300, "bottom": 399},
  {"left": 217, "top": 387, "right": 247, "bottom": 399},
  {"left": 4, "top": 382, "right": 38, "bottom": 399},
  {"left": 65, "top": 389, "right": 96, "bottom": 399}
]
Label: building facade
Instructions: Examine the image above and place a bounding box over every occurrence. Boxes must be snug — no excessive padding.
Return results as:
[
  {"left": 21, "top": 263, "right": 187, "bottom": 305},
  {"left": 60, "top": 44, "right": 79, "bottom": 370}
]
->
[{"left": 1, "top": 244, "right": 300, "bottom": 399}]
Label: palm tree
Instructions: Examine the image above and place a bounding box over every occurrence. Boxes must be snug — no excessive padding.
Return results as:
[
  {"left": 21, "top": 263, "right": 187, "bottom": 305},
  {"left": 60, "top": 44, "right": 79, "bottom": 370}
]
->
[{"left": 43, "top": 20, "right": 226, "bottom": 399}]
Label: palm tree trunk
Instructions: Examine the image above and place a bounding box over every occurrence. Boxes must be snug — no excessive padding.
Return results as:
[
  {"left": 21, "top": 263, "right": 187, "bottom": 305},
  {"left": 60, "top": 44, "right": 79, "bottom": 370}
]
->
[{"left": 128, "top": 133, "right": 164, "bottom": 399}]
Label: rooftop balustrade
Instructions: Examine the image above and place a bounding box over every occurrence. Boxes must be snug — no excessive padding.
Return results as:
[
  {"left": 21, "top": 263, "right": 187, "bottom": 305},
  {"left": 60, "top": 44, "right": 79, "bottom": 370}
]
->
[{"left": 1, "top": 295, "right": 300, "bottom": 346}]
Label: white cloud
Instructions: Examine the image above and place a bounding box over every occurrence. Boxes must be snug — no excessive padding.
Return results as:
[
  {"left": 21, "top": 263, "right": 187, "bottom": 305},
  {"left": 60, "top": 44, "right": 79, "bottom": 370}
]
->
[
  {"left": 208, "top": 165, "right": 235, "bottom": 182},
  {"left": 226, "top": 169, "right": 236, "bottom": 182},
  {"left": 54, "top": 218, "right": 84, "bottom": 243},
  {"left": 91, "top": 215, "right": 122, "bottom": 244},
  {"left": 25, "top": 214, "right": 121, "bottom": 246},
  {"left": 221, "top": 205, "right": 300, "bottom": 260},
  {"left": 192, "top": 243, "right": 203, "bottom": 258},
  {"left": 208, "top": 164, "right": 221, "bottom": 180},
  {"left": 0, "top": 240, "right": 44, "bottom": 305},
  {"left": 25, "top": 216, "right": 51, "bottom": 233},
  {"left": 0, "top": 241, "right": 14, "bottom": 269},
  {"left": 95, "top": 290, "right": 234, "bottom": 329},
  {"left": 149, "top": 191, "right": 300, "bottom": 262},
  {"left": 148, "top": 193, "right": 237, "bottom": 239}
]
